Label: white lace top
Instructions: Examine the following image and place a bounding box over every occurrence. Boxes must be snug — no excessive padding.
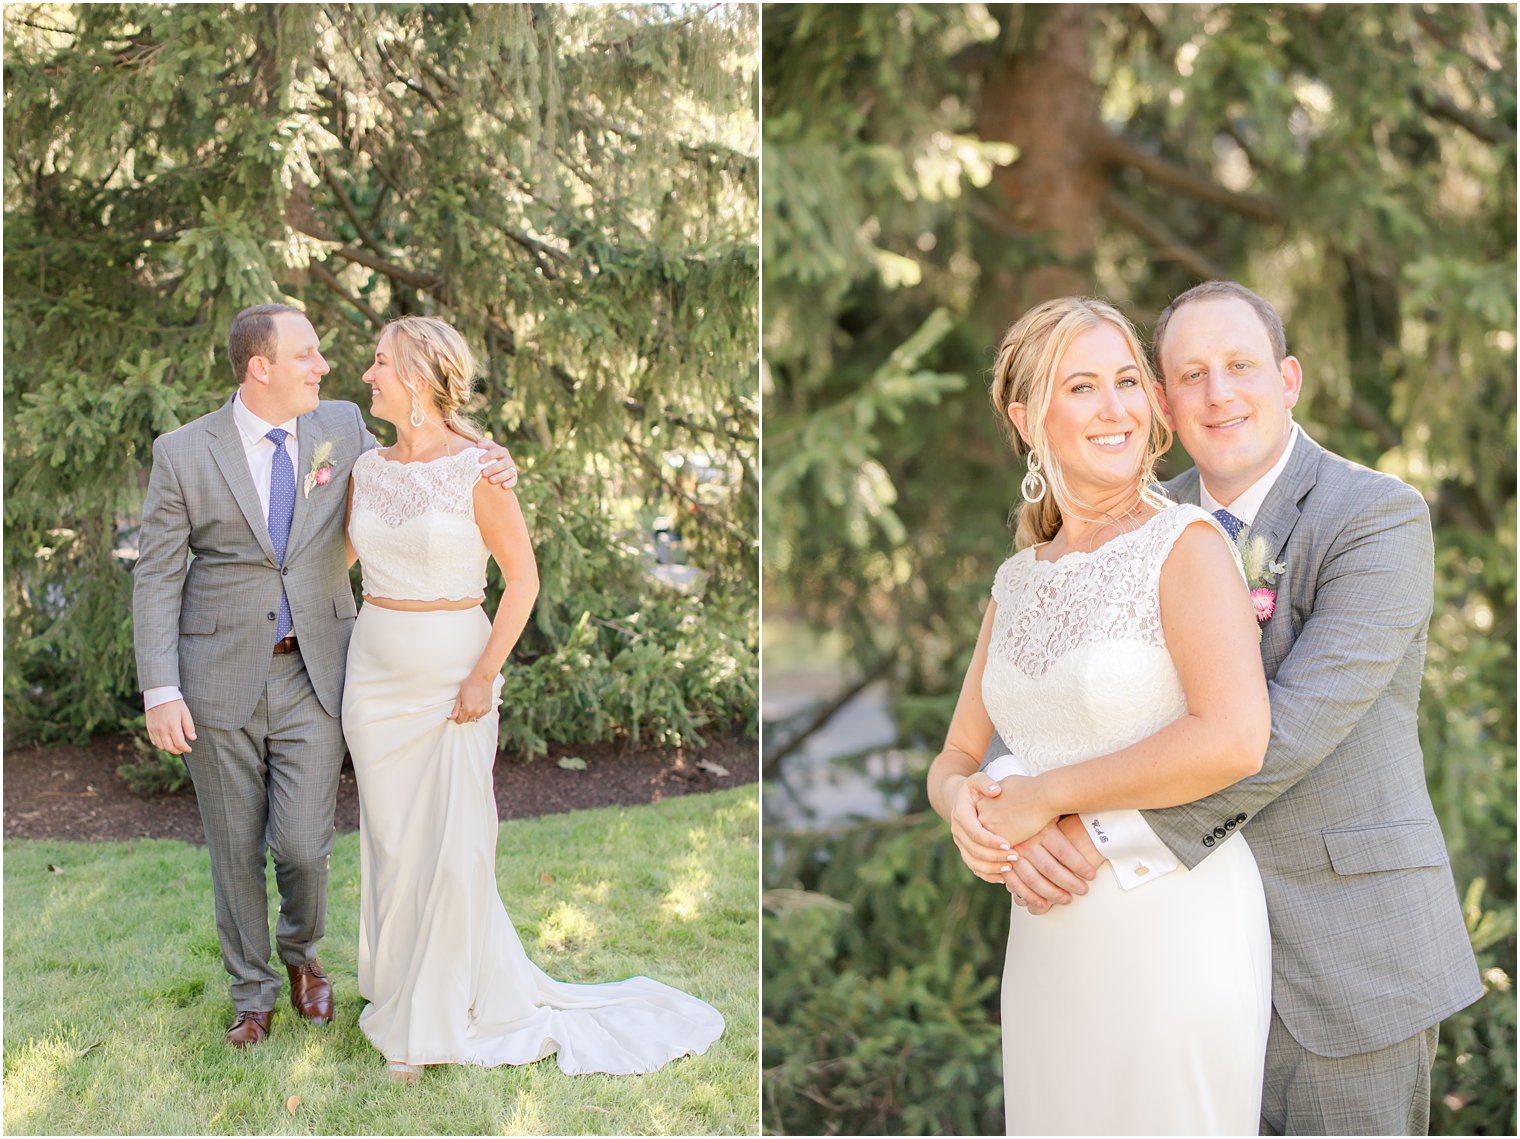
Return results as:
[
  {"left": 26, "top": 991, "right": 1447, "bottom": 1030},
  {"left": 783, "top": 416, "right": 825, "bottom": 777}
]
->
[
  {"left": 982, "top": 504, "right": 1234, "bottom": 777},
  {"left": 349, "top": 447, "right": 489, "bottom": 602}
]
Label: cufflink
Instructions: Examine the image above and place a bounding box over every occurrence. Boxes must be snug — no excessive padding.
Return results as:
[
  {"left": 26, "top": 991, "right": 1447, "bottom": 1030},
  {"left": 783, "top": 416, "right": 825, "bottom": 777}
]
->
[{"left": 1134, "top": 863, "right": 1150, "bottom": 877}]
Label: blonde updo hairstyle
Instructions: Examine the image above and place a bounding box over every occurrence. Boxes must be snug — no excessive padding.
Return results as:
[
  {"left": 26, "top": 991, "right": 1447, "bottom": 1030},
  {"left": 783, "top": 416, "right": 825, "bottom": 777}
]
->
[
  {"left": 380, "top": 315, "right": 485, "bottom": 443},
  {"left": 990, "top": 297, "right": 1173, "bottom": 550}
]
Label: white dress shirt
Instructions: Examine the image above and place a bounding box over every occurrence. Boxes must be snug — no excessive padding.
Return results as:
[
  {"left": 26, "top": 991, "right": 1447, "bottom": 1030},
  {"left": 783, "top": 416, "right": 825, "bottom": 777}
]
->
[
  {"left": 1073, "top": 423, "right": 1302, "bottom": 889},
  {"left": 143, "top": 392, "right": 300, "bottom": 712}
]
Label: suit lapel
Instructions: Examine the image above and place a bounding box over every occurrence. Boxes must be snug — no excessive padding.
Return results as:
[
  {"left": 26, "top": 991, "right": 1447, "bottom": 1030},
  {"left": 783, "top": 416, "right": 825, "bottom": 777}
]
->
[
  {"left": 284, "top": 405, "right": 321, "bottom": 557},
  {"left": 1161, "top": 465, "right": 1202, "bottom": 506},
  {"left": 207, "top": 397, "right": 279, "bottom": 565},
  {"left": 1249, "top": 434, "right": 1321, "bottom": 671},
  {"left": 1244, "top": 431, "right": 1322, "bottom": 564}
]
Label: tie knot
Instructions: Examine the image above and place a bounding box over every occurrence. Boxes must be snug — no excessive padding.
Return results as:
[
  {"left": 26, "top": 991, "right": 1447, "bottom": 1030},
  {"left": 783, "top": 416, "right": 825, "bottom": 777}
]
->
[
  {"left": 1212, "top": 509, "right": 1246, "bottom": 541},
  {"left": 266, "top": 428, "right": 289, "bottom": 448}
]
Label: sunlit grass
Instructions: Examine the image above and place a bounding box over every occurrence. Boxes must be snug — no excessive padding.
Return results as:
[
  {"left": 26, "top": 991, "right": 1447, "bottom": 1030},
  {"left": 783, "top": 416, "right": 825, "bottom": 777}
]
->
[{"left": 3, "top": 788, "right": 758, "bottom": 1136}]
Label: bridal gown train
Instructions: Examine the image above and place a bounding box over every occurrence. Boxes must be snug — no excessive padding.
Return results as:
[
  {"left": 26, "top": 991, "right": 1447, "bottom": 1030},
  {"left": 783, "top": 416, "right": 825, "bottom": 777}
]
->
[
  {"left": 982, "top": 505, "right": 1271, "bottom": 1135},
  {"left": 343, "top": 446, "right": 724, "bottom": 1073}
]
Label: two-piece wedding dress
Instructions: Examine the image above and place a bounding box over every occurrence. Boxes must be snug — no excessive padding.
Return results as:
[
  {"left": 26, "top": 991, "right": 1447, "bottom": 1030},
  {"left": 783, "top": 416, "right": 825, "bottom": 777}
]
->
[
  {"left": 342, "top": 446, "right": 725, "bottom": 1073},
  {"left": 982, "top": 504, "right": 1271, "bottom": 1135}
]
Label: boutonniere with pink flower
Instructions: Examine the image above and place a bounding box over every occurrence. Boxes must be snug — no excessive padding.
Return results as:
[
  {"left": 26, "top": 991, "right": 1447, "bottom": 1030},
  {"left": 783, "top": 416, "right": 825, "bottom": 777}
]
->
[
  {"left": 302, "top": 440, "right": 335, "bottom": 499},
  {"left": 1236, "top": 530, "right": 1286, "bottom": 636}
]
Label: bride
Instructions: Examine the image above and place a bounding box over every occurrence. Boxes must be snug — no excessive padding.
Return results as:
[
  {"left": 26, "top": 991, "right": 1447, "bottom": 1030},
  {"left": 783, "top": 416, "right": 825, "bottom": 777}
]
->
[
  {"left": 926, "top": 297, "right": 1271, "bottom": 1134},
  {"left": 343, "top": 315, "right": 724, "bottom": 1082}
]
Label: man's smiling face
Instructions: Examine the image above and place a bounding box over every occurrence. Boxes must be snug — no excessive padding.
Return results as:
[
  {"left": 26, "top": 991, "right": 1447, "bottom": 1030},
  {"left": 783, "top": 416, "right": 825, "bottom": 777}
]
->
[{"left": 1156, "top": 296, "right": 1302, "bottom": 504}]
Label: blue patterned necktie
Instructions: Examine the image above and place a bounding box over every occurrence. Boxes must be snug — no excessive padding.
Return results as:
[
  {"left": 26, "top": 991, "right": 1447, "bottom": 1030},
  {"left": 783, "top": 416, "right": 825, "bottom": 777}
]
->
[
  {"left": 266, "top": 428, "right": 295, "bottom": 641},
  {"left": 1212, "top": 508, "right": 1246, "bottom": 541}
]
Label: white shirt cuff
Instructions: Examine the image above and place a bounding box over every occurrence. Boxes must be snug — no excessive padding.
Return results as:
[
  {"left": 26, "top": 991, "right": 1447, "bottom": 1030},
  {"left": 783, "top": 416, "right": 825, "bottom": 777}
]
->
[
  {"left": 143, "top": 686, "right": 184, "bottom": 712},
  {"left": 1078, "top": 809, "right": 1180, "bottom": 890},
  {"left": 983, "top": 754, "right": 1031, "bottom": 782}
]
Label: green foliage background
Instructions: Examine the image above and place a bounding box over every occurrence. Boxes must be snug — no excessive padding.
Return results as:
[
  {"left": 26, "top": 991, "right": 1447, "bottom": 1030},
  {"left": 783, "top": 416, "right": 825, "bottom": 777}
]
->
[
  {"left": 4, "top": 3, "right": 759, "bottom": 755},
  {"left": 761, "top": 4, "right": 1515, "bottom": 1134}
]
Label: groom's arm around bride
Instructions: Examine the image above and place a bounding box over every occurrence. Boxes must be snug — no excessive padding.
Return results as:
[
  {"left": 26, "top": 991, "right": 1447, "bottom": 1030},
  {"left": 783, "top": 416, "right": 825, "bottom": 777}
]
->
[{"left": 980, "top": 282, "right": 1482, "bottom": 1135}]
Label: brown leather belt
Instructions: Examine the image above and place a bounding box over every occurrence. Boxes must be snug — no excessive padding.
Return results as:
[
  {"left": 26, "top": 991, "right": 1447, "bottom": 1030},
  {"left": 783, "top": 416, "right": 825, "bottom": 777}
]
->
[{"left": 272, "top": 635, "right": 300, "bottom": 656}]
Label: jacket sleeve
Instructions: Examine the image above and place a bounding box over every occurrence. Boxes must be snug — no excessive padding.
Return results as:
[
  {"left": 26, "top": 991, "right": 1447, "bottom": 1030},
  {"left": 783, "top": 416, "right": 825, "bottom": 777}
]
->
[
  {"left": 355, "top": 401, "right": 378, "bottom": 451},
  {"left": 1141, "top": 481, "right": 1435, "bottom": 867},
  {"left": 132, "top": 435, "right": 193, "bottom": 691}
]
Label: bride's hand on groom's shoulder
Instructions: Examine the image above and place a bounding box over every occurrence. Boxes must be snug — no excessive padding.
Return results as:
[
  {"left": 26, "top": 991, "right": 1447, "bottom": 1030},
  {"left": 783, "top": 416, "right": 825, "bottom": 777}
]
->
[{"left": 476, "top": 437, "right": 519, "bottom": 489}]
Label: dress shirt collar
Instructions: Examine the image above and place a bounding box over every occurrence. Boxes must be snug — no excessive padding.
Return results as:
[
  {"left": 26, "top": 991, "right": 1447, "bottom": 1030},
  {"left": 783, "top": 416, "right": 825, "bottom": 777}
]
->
[
  {"left": 233, "top": 389, "right": 299, "bottom": 448},
  {"left": 1198, "top": 421, "right": 1301, "bottom": 527}
]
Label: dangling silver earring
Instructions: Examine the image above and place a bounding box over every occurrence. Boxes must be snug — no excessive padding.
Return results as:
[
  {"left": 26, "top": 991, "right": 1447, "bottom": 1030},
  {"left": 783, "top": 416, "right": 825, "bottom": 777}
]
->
[
  {"left": 1020, "top": 448, "right": 1047, "bottom": 504},
  {"left": 409, "top": 389, "right": 426, "bottom": 428}
]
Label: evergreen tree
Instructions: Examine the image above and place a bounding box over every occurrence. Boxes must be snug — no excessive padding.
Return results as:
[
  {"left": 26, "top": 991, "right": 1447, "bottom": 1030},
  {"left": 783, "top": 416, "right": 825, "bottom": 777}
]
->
[
  {"left": 763, "top": 5, "right": 1515, "bottom": 1133},
  {"left": 5, "top": 4, "right": 759, "bottom": 752}
]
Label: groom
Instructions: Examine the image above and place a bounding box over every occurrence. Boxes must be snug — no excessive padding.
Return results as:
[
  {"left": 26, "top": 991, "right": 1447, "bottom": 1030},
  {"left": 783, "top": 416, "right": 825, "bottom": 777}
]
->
[
  {"left": 134, "top": 303, "right": 517, "bottom": 1047},
  {"left": 974, "top": 282, "right": 1482, "bottom": 1135}
]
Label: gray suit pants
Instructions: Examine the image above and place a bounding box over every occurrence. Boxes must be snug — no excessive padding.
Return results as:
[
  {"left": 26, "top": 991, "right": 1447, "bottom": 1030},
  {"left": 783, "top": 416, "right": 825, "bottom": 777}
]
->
[
  {"left": 184, "top": 650, "right": 346, "bottom": 1012},
  {"left": 1261, "top": 1006, "right": 1440, "bottom": 1136}
]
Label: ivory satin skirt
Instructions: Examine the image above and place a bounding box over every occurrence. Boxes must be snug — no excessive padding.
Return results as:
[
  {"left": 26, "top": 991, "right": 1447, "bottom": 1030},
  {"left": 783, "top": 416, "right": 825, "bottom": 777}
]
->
[
  {"left": 342, "top": 604, "right": 725, "bottom": 1073},
  {"left": 1000, "top": 830, "right": 1271, "bottom": 1135}
]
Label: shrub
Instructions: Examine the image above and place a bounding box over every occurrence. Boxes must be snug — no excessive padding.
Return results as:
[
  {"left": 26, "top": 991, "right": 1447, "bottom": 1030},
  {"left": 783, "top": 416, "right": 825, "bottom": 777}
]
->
[
  {"left": 115, "top": 718, "right": 194, "bottom": 795},
  {"left": 765, "top": 811, "right": 1517, "bottom": 1136},
  {"left": 763, "top": 815, "right": 1007, "bottom": 1136}
]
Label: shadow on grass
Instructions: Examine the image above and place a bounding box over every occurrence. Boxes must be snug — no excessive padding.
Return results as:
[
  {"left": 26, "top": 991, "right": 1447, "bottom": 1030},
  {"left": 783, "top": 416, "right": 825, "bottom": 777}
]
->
[{"left": 4, "top": 788, "right": 758, "bottom": 1136}]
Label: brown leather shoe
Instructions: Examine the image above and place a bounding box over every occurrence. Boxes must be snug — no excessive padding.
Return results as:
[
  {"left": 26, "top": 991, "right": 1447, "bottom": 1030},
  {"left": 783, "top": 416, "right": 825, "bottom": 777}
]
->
[
  {"left": 287, "top": 959, "right": 333, "bottom": 1026},
  {"left": 225, "top": 1009, "right": 273, "bottom": 1048}
]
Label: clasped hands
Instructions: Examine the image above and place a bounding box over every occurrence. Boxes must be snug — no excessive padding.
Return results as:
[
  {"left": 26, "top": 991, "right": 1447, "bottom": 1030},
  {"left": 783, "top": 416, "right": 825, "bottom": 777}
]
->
[{"left": 949, "top": 771, "right": 1106, "bottom": 914}]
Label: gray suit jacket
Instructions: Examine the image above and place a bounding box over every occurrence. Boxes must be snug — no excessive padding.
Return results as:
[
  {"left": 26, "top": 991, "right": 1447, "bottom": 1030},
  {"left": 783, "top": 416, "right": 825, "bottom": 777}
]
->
[
  {"left": 133, "top": 396, "right": 374, "bottom": 731},
  {"left": 1146, "top": 430, "right": 1482, "bottom": 1057}
]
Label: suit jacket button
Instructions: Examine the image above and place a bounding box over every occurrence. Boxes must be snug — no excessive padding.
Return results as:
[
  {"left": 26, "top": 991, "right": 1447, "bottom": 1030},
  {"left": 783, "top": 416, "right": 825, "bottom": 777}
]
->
[
  {"left": 1213, "top": 826, "right": 1227, "bottom": 839},
  {"left": 1203, "top": 834, "right": 1216, "bottom": 847},
  {"left": 267, "top": 611, "right": 277, "bottom": 621},
  {"left": 281, "top": 567, "right": 290, "bottom": 576},
  {"left": 1225, "top": 818, "right": 1237, "bottom": 831},
  {"left": 1236, "top": 813, "right": 1247, "bottom": 824}
]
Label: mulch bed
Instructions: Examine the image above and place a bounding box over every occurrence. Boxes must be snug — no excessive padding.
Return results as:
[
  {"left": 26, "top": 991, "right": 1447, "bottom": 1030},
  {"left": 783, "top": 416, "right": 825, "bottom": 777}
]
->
[{"left": 4, "top": 732, "right": 757, "bottom": 844}]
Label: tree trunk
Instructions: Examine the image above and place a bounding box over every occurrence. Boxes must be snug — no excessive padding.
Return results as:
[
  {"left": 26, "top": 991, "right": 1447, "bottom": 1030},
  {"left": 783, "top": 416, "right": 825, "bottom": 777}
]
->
[{"left": 974, "top": 4, "right": 1101, "bottom": 327}]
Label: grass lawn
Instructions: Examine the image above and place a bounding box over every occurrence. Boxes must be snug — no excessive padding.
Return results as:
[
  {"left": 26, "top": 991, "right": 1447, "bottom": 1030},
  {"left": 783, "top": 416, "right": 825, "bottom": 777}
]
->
[{"left": 3, "top": 787, "right": 758, "bottom": 1136}]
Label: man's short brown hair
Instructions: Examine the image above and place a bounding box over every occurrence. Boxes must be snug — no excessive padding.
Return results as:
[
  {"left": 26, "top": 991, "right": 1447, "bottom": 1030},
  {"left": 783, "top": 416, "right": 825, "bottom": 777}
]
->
[
  {"left": 228, "top": 303, "right": 303, "bottom": 383},
  {"left": 1151, "top": 281, "right": 1287, "bottom": 376}
]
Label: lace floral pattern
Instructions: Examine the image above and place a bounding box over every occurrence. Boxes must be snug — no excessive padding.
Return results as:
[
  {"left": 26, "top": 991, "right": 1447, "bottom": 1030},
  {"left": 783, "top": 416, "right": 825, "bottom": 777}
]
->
[
  {"left": 349, "top": 447, "right": 490, "bottom": 602},
  {"left": 981, "top": 505, "right": 1224, "bottom": 775},
  {"left": 351, "top": 447, "right": 483, "bottom": 527}
]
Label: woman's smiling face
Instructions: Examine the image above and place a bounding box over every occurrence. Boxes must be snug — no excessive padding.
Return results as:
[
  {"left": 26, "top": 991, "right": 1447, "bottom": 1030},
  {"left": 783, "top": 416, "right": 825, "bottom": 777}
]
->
[
  {"left": 1011, "top": 322, "right": 1152, "bottom": 500},
  {"left": 362, "top": 332, "right": 411, "bottom": 426}
]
